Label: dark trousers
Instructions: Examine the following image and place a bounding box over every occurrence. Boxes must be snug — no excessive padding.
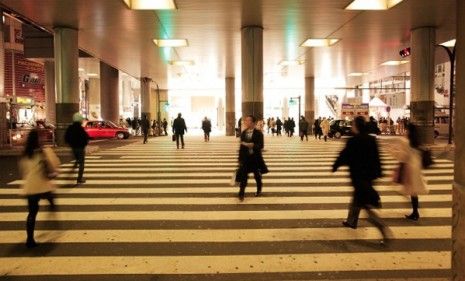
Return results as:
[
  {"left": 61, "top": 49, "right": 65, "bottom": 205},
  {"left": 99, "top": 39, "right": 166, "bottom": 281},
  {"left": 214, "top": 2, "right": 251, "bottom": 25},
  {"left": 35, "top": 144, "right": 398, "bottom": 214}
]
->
[
  {"left": 72, "top": 147, "right": 85, "bottom": 181},
  {"left": 175, "top": 134, "right": 185, "bottom": 148},
  {"left": 277, "top": 128, "right": 282, "bottom": 136},
  {"left": 204, "top": 132, "right": 210, "bottom": 141},
  {"left": 239, "top": 170, "right": 262, "bottom": 196},
  {"left": 26, "top": 192, "right": 55, "bottom": 243},
  {"left": 300, "top": 131, "right": 308, "bottom": 141},
  {"left": 411, "top": 196, "right": 419, "bottom": 214},
  {"left": 163, "top": 127, "right": 167, "bottom": 135},
  {"left": 143, "top": 130, "right": 149, "bottom": 143}
]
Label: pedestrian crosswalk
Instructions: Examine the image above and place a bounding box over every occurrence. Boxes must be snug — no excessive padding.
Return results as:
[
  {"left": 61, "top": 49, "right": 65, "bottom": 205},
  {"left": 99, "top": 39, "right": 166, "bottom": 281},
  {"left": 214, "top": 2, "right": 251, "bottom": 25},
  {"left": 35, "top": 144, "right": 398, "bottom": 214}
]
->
[{"left": 0, "top": 136, "right": 454, "bottom": 280}]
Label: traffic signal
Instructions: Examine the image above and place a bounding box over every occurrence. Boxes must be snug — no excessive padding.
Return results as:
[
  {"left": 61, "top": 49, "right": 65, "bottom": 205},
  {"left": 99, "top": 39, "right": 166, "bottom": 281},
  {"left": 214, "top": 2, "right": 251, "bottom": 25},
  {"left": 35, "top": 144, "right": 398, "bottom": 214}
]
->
[{"left": 399, "top": 47, "right": 411, "bottom": 58}]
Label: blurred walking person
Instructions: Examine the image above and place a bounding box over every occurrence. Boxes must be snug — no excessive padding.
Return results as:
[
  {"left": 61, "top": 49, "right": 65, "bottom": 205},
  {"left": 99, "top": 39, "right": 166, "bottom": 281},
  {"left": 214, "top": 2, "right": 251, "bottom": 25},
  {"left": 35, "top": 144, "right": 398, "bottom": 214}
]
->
[
  {"left": 270, "top": 117, "right": 276, "bottom": 136},
  {"left": 320, "top": 117, "right": 330, "bottom": 142},
  {"left": 237, "top": 115, "right": 268, "bottom": 201},
  {"left": 141, "top": 114, "right": 150, "bottom": 144},
  {"left": 173, "top": 113, "right": 187, "bottom": 149},
  {"left": 276, "top": 117, "right": 283, "bottom": 136},
  {"left": 202, "top": 116, "right": 212, "bottom": 142},
  {"left": 313, "top": 117, "right": 321, "bottom": 140},
  {"left": 299, "top": 116, "right": 309, "bottom": 141},
  {"left": 388, "top": 123, "right": 428, "bottom": 221},
  {"left": 65, "top": 113, "right": 89, "bottom": 185},
  {"left": 332, "top": 116, "right": 391, "bottom": 244},
  {"left": 162, "top": 118, "right": 168, "bottom": 136},
  {"left": 20, "top": 130, "right": 60, "bottom": 248},
  {"left": 289, "top": 118, "right": 296, "bottom": 137}
]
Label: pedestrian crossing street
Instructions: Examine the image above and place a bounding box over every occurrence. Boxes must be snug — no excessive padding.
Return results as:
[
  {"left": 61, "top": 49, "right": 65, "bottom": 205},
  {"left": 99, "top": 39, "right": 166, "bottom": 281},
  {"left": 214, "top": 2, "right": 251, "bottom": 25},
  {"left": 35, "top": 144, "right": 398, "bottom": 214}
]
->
[{"left": 0, "top": 135, "right": 454, "bottom": 280}]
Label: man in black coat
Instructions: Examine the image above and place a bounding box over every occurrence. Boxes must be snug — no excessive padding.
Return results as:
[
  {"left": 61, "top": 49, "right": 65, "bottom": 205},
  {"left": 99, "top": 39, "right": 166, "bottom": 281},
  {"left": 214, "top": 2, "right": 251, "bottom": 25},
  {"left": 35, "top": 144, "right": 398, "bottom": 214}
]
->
[
  {"left": 172, "top": 113, "right": 187, "bottom": 149},
  {"left": 141, "top": 114, "right": 150, "bottom": 144},
  {"left": 237, "top": 115, "right": 268, "bottom": 201},
  {"left": 201, "top": 117, "right": 212, "bottom": 142},
  {"left": 65, "top": 113, "right": 89, "bottom": 185},
  {"left": 332, "top": 116, "right": 391, "bottom": 243},
  {"left": 276, "top": 117, "right": 283, "bottom": 136},
  {"left": 299, "top": 116, "right": 309, "bottom": 141}
]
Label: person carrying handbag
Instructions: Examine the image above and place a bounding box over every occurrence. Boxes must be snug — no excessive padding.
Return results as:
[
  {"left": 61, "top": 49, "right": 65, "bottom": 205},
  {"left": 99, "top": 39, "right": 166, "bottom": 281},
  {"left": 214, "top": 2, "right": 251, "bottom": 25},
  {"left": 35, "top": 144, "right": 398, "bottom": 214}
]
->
[
  {"left": 386, "top": 123, "right": 429, "bottom": 221},
  {"left": 19, "top": 130, "right": 61, "bottom": 248}
]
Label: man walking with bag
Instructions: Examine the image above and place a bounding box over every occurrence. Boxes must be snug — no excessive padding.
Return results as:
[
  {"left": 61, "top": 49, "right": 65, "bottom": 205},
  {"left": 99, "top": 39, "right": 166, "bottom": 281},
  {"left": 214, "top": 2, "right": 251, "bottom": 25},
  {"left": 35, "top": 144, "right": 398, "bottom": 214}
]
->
[{"left": 65, "top": 113, "right": 89, "bottom": 185}]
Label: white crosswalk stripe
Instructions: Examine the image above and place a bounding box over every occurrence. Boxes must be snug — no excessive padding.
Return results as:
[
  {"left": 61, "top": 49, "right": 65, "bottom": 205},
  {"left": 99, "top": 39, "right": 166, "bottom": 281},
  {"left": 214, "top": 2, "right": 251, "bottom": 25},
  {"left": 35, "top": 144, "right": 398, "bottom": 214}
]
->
[{"left": 0, "top": 136, "right": 454, "bottom": 280}]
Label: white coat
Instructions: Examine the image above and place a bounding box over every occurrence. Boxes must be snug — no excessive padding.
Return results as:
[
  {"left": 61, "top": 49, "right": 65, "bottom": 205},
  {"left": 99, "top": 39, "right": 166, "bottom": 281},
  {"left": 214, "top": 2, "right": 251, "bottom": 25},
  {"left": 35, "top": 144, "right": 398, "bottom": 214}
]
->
[
  {"left": 320, "top": 119, "right": 330, "bottom": 136},
  {"left": 19, "top": 148, "right": 60, "bottom": 196}
]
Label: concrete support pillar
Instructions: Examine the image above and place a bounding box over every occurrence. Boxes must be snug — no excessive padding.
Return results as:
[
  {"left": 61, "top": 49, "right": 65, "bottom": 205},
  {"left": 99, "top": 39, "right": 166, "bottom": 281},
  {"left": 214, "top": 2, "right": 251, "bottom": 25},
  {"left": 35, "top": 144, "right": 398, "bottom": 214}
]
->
[
  {"left": 100, "top": 61, "right": 119, "bottom": 123},
  {"left": 44, "top": 60, "right": 56, "bottom": 125},
  {"left": 241, "top": 26, "right": 263, "bottom": 120},
  {"left": 54, "top": 27, "right": 79, "bottom": 145},
  {"left": 305, "top": 77, "right": 315, "bottom": 128},
  {"left": 88, "top": 78, "right": 101, "bottom": 119},
  {"left": 225, "top": 77, "right": 235, "bottom": 136},
  {"left": 452, "top": 0, "right": 465, "bottom": 279},
  {"left": 0, "top": 12, "right": 8, "bottom": 147},
  {"left": 410, "top": 27, "right": 436, "bottom": 145},
  {"left": 140, "top": 77, "right": 152, "bottom": 120}
]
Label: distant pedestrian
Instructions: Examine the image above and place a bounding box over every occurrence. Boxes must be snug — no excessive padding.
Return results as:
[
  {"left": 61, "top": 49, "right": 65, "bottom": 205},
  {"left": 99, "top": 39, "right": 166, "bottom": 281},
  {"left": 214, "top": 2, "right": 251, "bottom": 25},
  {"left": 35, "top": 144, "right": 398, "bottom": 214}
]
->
[
  {"left": 162, "top": 118, "right": 168, "bottom": 136},
  {"left": 387, "top": 123, "right": 428, "bottom": 221},
  {"left": 332, "top": 116, "right": 391, "bottom": 244},
  {"left": 270, "top": 117, "right": 276, "bottom": 136},
  {"left": 276, "top": 117, "right": 283, "bottom": 136},
  {"left": 299, "top": 116, "right": 309, "bottom": 141},
  {"left": 237, "top": 115, "right": 268, "bottom": 201},
  {"left": 141, "top": 114, "right": 150, "bottom": 144},
  {"left": 20, "top": 130, "right": 60, "bottom": 248},
  {"left": 131, "top": 118, "right": 139, "bottom": 136},
  {"left": 202, "top": 116, "right": 212, "bottom": 142},
  {"left": 320, "top": 117, "right": 330, "bottom": 142},
  {"left": 313, "top": 117, "right": 321, "bottom": 139},
  {"left": 65, "top": 113, "right": 89, "bottom": 185},
  {"left": 289, "top": 118, "right": 296, "bottom": 137},
  {"left": 172, "top": 113, "right": 187, "bottom": 149},
  {"left": 284, "top": 118, "right": 289, "bottom": 136},
  {"left": 266, "top": 118, "right": 271, "bottom": 134}
]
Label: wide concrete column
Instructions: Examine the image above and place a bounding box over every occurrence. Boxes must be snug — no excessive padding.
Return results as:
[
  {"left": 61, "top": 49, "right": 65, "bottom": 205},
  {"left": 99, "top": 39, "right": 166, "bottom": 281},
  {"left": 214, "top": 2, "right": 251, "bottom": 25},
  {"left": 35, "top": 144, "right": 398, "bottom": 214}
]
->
[
  {"left": 305, "top": 77, "right": 315, "bottom": 128},
  {"left": 88, "top": 78, "right": 101, "bottom": 119},
  {"left": 453, "top": 0, "right": 465, "bottom": 279},
  {"left": 44, "top": 60, "right": 56, "bottom": 125},
  {"left": 410, "top": 27, "right": 435, "bottom": 145},
  {"left": 0, "top": 12, "right": 7, "bottom": 147},
  {"left": 241, "top": 26, "right": 263, "bottom": 120},
  {"left": 140, "top": 77, "right": 152, "bottom": 120},
  {"left": 225, "top": 77, "right": 235, "bottom": 136},
  {"left": 100, "top": 61, "right": 119, "bottom": 123},
  {"left": 54, "top": 27, "right": 79, "bottom": 145}
]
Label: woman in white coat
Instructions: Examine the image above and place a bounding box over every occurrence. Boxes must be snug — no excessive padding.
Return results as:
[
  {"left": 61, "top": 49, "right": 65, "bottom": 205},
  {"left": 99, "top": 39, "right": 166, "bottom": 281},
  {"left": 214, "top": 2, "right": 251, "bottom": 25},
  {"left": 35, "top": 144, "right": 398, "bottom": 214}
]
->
[
  {"left": 387, "top": 124, "right": 428, "bottom": 220},
  {"left": 320, "top": 118, "right": 330, "bottom": 142},
  {"left": 20, "top": 130, "right": 60, "bottom": 247}
]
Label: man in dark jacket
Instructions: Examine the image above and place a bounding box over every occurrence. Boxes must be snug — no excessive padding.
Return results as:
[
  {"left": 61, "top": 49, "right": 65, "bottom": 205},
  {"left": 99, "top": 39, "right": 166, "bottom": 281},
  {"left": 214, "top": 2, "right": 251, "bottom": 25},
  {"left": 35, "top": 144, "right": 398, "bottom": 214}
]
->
[
  {"left": 299, "top": 116, "right": 309, "bottom": 141},
  {"left": 162, "top": 118, "right": 168, "bottom": 136},
  {"left": 141, "top": 114, "right": 150, "bottom": 144},
  {"left": 332, "top": 116, "right": 391, "bottom": 243},
  {"left": 201, "top": 117, "right": 212, "bottom": 142},
  {"left": 65, "top": 113, "right": 89, "bottom": 185},
  {"left": 276, "top": 117, "right": 283, "bottom": 136},
  {"left": 172, "top": 113, "right": 187, "bottom": 149},
  {"left": 237, "top": 115, "right": 268, "bottom": 201}
]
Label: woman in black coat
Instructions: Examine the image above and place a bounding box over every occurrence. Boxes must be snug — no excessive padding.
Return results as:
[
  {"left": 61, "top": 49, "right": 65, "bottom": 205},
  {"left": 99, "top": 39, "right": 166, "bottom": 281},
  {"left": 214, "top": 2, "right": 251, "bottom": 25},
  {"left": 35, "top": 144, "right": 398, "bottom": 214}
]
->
[
  {"left": 237, "top": 115, "right": 268, "bottom": 201},
  {"left": 333, "top": 116, "right": 391, "bottom": 244}
]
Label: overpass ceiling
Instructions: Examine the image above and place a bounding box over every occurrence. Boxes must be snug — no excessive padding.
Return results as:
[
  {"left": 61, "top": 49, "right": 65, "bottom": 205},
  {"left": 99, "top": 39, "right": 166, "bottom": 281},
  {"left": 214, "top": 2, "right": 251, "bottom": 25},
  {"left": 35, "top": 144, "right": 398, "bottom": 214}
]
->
[{"left": 0, "top": 0, "right": 456, "bottom": 89}]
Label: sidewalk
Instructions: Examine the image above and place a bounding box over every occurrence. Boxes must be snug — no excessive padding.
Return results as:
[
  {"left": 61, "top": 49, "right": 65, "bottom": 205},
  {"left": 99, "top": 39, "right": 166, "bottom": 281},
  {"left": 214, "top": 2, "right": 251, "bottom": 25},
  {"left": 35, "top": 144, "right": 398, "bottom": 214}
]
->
[{"left": 0, "top": 144, "right": 100, "bottom": 157}]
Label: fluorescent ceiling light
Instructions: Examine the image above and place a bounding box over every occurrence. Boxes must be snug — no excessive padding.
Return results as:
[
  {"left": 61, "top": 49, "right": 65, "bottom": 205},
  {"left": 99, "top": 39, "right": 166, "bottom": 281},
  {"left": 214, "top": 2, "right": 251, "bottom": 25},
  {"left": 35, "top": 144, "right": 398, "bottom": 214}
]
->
[
  {"left": 153, "top": 39, "right": 188, "bottom": 47},
  {"left": 348, "top": 72, "right": 368, "bottom": 77},
  {"left": 345, "top": 0, "right": 403, "bottom": 10},
  {"left": 168, "top": 60, "right": 195, "bottom": 66},
  {"left": 279, "top": 60, "right": 304, "bottom": 66},
  {"left": 380, "top": 60, "right": 409, "bottom": 66},
  {"left": 123, "top": 0, "right": 176, "bottom": 10},
  {"left": 440, "top": 39, "right": 456, "bottom": 47},
  {"left": 87, "top": 73, "right": 99, "bottom": 77},
  {"left": 78, "top": 68, "right": 84, "bottom": 71},
  {"left": 301, "top": 39, "right": 339, "bottom": 47}
]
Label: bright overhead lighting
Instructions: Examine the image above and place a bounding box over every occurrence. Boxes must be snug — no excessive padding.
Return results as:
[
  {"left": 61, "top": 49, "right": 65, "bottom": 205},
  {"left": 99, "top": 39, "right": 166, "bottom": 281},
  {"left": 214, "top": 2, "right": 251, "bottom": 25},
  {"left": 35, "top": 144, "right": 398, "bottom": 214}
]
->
[
  {"left": 348, "top": 72, "right": 368, "bottom": 77},
  {"left": 87, "top": 73, "right": 99, "bottom": 77},
  {"left": 153, "top": 39, "right": 188, "bottom": 47},
  {"left": 168, "top": 60, "right": 195, "bottom": 66},
  {"left": 78, "top": 68, "right": 84, "bottom": 71},
  {"left": 279, "top": 60, "right": 304, "bottom": 66},
  {"left": 380, "top": 60, "right": 409, "bottom": 66},
  {"left": 301, "top": 39, "right": 339, "bottom": 47},
  {"left": 123, "top": 0, "right": 176, "bottom": 10},
  {"left": 440, "top": 39, "right": 456, "bottom": 47},
  {"left": 345, "top": 0, "right": 403, "bottom": 10}
]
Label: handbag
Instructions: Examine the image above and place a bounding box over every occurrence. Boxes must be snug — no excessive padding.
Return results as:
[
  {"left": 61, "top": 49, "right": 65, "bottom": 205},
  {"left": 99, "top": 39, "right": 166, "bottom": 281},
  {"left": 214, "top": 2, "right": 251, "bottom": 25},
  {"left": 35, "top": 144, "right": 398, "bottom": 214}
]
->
[{"left": 172, "top": 134, "right": 176, "bottom": 142}]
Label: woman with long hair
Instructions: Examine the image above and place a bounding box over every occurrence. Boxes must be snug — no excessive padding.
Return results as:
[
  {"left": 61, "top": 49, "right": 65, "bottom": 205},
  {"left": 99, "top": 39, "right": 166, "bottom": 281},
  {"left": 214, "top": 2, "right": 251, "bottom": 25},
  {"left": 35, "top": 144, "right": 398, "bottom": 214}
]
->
[{"left": 19, "top": 130, "right": 59, "bottom": 248}]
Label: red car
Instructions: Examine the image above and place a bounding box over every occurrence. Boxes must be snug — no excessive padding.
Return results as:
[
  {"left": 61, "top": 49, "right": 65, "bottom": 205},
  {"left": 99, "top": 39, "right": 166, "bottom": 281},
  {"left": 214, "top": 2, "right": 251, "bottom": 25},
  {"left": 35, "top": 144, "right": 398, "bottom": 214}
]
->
[{"left": 84, "top": 120, "right": 130, "bottom": 140}]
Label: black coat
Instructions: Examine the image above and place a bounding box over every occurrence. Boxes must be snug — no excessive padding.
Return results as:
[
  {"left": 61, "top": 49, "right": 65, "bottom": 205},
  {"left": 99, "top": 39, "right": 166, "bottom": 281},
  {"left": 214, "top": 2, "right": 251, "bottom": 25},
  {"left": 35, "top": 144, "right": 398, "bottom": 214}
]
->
[
  {"left": 238, "top": 129, "right": 268, "bottom": 174},
  {"left": 65, "top": 122, "right": 89, "bottom": 149},
  {"left": 172, "top": 117, "right": 187, "bottom": 135},
  {"left": 333, "top": 133, "right": 382, "bottom": 207},
  {"left": 202, "top": 120, "right": 212, "bottom": 133}
]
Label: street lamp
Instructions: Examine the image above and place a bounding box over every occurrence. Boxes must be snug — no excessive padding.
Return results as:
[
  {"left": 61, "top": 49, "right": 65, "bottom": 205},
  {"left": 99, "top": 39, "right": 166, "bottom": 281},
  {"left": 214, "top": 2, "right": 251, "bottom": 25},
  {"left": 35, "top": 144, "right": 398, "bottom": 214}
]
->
[
  {"left": 436, "top": 44, "right": 456, "bottom": 145},
  {"left": 289, "top": 96, "right": 302, "bottom": 120}
]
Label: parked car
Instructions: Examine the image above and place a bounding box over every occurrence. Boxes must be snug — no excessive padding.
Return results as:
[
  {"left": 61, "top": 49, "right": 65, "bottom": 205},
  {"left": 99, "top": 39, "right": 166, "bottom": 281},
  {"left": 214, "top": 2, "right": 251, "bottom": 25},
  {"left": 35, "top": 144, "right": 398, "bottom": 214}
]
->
[
  {"left": 84, "top": 120, "right": 129, "bottom": 140},
  {"left": 434, "top": 114, "right": 451, "bottom": 138},
  {"left": 328, "top": 119, "right": 353, "bottom": 139}
]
